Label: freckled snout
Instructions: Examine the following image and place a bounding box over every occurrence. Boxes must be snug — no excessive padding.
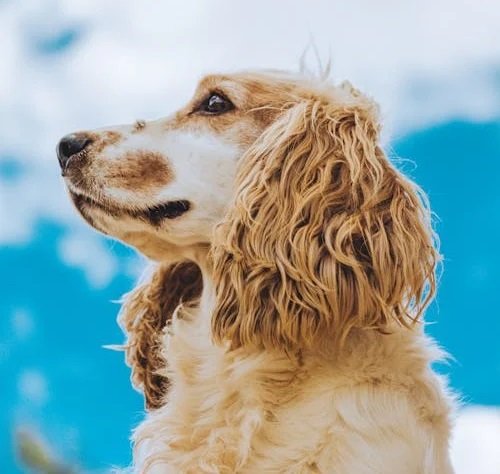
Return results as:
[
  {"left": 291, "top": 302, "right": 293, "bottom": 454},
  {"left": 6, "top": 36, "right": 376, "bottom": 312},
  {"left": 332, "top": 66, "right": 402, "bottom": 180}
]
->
[{"left": 57, "top": 133, "right": 93, "bottom": 170}]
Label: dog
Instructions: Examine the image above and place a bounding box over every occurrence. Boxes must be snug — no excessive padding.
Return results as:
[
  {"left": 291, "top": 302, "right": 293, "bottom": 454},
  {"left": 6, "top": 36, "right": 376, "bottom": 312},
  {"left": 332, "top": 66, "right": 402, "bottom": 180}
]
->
[{"left": 58, "top": 70, "right": 455, "bottom": 473}]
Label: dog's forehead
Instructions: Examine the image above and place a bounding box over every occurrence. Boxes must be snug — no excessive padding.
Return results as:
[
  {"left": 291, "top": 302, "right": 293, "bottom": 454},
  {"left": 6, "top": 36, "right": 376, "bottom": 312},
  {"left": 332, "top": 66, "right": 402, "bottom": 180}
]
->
[{"left": 194, "top": 71, "right": 312, "bottom": 105}]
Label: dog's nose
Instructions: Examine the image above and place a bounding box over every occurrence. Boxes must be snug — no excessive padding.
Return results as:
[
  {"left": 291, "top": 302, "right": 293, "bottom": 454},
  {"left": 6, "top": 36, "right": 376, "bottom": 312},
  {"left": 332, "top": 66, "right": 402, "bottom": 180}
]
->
[{"left": 57, "top": 134, "right": 92, "bottom": 169}]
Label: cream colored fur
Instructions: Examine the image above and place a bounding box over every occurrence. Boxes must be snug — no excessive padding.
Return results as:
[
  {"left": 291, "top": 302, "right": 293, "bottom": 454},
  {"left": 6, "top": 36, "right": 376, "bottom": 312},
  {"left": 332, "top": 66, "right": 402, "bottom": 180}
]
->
[{"left": 132, "top": 263, "right": 454, "bottom": 473}]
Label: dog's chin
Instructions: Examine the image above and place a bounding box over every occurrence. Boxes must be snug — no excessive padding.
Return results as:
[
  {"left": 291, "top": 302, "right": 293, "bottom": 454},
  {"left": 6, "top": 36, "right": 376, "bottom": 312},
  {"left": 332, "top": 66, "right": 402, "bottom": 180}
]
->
[{"left": 69, "top": 191, "right": 191, "bottom": 228}]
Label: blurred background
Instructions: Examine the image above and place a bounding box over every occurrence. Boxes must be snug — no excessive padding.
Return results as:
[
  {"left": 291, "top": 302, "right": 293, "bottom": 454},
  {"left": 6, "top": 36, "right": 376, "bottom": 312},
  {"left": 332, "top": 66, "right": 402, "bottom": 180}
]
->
[{"left": 0, "top": 0, "right": 499, "bottom": 472}]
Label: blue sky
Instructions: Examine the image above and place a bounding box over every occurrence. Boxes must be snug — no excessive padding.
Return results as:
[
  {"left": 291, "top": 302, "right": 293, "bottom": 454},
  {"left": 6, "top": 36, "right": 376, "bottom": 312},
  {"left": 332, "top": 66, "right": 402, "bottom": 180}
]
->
[{"left": 0, "top": 1, "right": 499, "bottom": 472}]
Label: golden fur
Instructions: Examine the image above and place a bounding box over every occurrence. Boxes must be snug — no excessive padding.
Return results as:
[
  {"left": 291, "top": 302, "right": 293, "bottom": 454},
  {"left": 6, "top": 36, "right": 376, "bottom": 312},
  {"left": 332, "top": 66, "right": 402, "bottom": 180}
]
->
[
  {"left": 211, "top": 83, "right": 437, "bottom": 353},
  {"left": 120, "top": 261, "right": 202, "bottom": 409},
  {"left": 61, "top": 71, "right": 455, "bottom": 472}
]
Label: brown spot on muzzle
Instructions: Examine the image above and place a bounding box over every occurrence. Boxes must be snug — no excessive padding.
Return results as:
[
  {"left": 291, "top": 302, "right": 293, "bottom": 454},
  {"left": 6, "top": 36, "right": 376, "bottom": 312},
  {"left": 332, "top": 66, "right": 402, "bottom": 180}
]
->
[
  {"left": 106, "top": 151, "right": 173, "bottom": 191},
  {"left": 63, "top": 130, "right": 123, "bottom": 181}
]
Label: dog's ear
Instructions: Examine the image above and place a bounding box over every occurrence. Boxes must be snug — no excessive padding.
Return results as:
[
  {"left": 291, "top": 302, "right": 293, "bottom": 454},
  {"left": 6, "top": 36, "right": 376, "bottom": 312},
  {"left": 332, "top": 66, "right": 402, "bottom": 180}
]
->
[
  {"left": 119, "top": 261, "right": 202, "bottom": 409},
  {"left": 211, "top": 88, "right": 438, "bottom": 352}
]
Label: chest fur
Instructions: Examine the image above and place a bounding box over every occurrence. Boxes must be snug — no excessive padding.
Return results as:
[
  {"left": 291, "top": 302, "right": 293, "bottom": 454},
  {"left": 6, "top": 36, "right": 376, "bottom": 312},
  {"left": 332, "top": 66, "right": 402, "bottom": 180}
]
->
[{"left": 133, "top": 314, "right": 453, "bottom": 473}]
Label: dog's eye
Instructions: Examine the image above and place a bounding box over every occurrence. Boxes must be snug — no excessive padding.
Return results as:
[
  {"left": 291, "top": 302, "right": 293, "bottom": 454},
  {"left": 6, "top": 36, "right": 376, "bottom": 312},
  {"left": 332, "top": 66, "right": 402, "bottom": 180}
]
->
[{"left": 198, "top": 93, "right": 234, "bottom": 115}]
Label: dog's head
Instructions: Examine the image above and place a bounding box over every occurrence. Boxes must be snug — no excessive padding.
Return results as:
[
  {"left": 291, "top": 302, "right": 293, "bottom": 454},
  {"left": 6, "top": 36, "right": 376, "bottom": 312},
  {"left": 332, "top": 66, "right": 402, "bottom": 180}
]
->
[
  {"left": 58, "top": 72, "right": 310, "bottom": 261},
  {"left": 59, "top": 71, "right": 438, "bottom": 406}
]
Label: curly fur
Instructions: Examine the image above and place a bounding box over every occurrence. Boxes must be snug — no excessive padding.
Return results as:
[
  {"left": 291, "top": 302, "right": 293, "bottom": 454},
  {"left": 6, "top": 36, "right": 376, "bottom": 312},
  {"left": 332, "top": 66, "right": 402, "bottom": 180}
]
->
[
  {"left": 119, "top": 261, "right": 202, "bottom": 409},
  {"left": 212, "top": 84, "right": 438, "bottom": 353}
]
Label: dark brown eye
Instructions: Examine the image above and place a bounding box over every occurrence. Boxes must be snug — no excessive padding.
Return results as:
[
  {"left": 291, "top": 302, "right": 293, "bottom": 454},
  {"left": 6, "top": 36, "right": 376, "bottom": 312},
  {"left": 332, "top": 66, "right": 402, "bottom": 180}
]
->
[{"left": 199, "top": 93, "right": 234, "bottom": 115}]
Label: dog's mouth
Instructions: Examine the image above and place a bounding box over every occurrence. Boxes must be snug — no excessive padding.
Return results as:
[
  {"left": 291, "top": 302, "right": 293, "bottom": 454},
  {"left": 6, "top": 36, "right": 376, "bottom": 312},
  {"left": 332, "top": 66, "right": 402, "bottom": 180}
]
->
[{"left": 71, "top": 191, "right": 191, "bottom": 224}]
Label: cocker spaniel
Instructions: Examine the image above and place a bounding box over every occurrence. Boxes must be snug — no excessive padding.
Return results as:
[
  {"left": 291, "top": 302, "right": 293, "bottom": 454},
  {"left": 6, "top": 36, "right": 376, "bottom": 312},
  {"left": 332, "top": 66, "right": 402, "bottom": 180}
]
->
[{"left": 57, "top": 71, "right": 455, "bottom": 473}]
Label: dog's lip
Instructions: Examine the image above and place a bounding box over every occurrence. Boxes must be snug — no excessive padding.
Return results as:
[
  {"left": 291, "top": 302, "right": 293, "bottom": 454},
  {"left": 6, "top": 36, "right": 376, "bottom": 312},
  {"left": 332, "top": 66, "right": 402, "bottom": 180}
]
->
[
  {"left": 70, "top": 191, "right": 191, "bottom": 222},
  {"left": 144, "top": 200, "right": 191, "bottom": 222}
]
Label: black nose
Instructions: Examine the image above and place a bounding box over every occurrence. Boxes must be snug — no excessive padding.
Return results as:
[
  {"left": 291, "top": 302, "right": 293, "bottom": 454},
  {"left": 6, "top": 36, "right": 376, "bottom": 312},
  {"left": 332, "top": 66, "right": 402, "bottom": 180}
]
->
[{"left": 57, "top": 134, "right": 92, "bottom": 169}]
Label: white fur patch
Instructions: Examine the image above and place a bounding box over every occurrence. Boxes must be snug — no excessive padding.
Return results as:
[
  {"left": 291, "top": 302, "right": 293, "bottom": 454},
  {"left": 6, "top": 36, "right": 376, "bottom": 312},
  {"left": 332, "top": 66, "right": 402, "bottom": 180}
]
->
[{"left": 95, "top": 125, "right": 240, "bottom": 244}]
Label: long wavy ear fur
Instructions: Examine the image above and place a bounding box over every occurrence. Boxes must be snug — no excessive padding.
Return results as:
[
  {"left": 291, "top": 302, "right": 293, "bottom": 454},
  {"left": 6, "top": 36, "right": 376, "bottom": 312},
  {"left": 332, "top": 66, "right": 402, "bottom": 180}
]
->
[
  {"left": 119, "top": 261, "right": 202, "bottom": 409},
  {"left": 212, "top": 85, "right": 438, "bottom": 353}
]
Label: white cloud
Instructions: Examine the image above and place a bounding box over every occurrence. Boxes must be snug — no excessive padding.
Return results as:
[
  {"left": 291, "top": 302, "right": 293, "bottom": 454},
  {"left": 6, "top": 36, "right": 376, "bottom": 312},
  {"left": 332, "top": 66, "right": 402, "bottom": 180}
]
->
[
  {"left": 0, "top": 164, "right": 78, "bottom": 244},
  {"left": 18, "top": 369, "right": 49, "bottom": 406},
  {"left": 58, "top": 231, "right": 119, "bottom": 288},
  {"left": 451, "top": 406, "right": 500, "bottom": 474},
  {"left": 0, "top": 0, "right": 498, "bottom": 280}
]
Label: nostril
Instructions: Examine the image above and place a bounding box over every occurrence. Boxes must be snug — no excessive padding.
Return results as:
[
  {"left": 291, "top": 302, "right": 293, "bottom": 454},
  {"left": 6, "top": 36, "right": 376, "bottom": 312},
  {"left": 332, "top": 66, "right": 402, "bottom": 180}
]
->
[{"left": 57, "top": 134, "right": 92, "bottom": 169}]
